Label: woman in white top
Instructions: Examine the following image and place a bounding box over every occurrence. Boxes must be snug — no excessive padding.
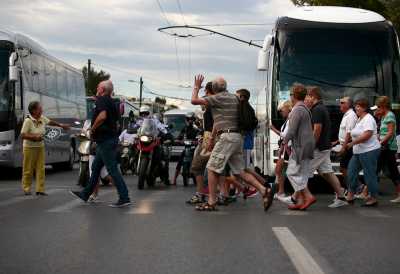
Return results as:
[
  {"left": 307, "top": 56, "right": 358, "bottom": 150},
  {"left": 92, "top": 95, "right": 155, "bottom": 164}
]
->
[
  {"left": 270, "top": 100, "right": 292, "bottom": 201},
  {"left": 346, "top": 98, "right": 381, "bottom": 206}
]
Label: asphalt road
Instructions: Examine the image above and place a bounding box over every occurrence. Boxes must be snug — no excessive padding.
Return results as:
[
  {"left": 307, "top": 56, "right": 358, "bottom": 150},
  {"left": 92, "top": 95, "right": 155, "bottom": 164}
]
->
[{"left": 0, "top": 165, "right": 399, "bottom": 274}]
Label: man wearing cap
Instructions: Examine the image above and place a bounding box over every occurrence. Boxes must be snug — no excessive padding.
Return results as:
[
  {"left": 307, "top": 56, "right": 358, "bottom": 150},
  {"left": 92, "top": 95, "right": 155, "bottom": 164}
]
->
[{"left": 332, "top": 97, "right": 358, "bottom": 180}]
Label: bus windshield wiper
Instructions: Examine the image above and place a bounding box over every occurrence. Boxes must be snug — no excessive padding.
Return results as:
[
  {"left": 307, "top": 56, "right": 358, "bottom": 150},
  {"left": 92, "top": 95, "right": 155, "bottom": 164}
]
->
[{"left": 280, "top": 70, "right": 376, "bottom": 89}]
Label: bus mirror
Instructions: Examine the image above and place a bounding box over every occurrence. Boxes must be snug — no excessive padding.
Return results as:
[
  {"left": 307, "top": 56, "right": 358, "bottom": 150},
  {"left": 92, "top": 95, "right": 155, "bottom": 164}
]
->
[
  {"left": 9, "top": 66, "right": 18, "bottom": 82},
  {"left": 262, "top": 34, "right": 273, "bottom": 51},
  {"left": 9, "top": 52, "right": 19, "bottom": 82},
  {"left": 257, "top": 50, "right": 269, "bottom": 71}
]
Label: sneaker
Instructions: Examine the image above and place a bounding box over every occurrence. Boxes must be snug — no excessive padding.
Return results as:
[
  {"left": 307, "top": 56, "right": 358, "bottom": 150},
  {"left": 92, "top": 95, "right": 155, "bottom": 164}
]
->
[
  {"left": 274, "top": 193, "right": 286, "bottom": 200},
  {"left": 186, "top": 194, "right": 204, "bottom": 205},
  {"left": 109, "top": 200, "right": 131, "bottom": 208},
  {"left": 69, "top": 190, "right": 88, "bottom": 202},
  {"left": 36, "top": 192, "right": 48, "bottom": 196},
  {"left": 24, "top": 191, "right": 32, "bottom": 196},
  {"left": 328, "top": 198, "right": 348, "bottom": 208},
  {"left": 279, "top": 196, "right": 295, "bottom": 206},
  {"left": 244, "top": 188, "right": 258, "bottom": 198},
  {"left": 390, "top": 196, "right": 400, "bottom": 203},
  {"left": 88, "top": 195, "right": 100, "bottom": 203}
]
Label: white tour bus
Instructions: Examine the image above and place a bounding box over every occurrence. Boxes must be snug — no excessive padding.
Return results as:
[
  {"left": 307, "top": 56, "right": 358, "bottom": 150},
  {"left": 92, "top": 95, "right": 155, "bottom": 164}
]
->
[
  {"left": 254, "top": 6, "right": 400, "bottom": 178},
  {"left": 0, "top": 29, "right": 86, "bottom": 169}
]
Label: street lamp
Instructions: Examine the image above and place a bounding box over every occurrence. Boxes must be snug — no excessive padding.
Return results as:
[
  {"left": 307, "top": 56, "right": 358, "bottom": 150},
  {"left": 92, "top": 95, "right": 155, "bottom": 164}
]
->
[{"left": 128, "top": 78, "right": 143, "bottom": 108}]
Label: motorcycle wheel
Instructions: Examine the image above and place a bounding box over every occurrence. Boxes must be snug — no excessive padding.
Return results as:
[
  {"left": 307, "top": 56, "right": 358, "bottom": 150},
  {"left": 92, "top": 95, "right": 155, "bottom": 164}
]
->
[
  {"left": 120, "top": 157, "right": 129, "bottom": 175},
  {"left": 138, "top": 157, "right": 149, "bottom": 190},
  {"left": 78, "top": 161, "right": 89, "bottom": 187}
]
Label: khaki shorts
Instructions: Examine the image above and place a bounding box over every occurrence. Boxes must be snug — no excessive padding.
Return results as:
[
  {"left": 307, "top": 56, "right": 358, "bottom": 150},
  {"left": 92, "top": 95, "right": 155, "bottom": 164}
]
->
[
  {"left": 206, "top": 133, "right": 244, "bottom": 175},
  {"left": 309, "top": 149, "right": 333, "bottom": 177},
  {"left": 190, "top": 144, "right": 210, "bottom": 176}
]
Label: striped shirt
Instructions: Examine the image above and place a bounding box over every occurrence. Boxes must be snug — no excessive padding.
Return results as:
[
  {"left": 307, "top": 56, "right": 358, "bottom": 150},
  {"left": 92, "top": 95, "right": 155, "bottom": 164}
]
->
[{"left": 205, "top": 91, "right": 239, "bottom": 131}]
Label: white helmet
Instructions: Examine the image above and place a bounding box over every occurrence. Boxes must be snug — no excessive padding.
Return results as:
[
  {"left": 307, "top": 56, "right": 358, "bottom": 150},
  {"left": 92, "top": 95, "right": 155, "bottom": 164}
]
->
[{"left": 139, "top": 105, "right": 150, "bottom": 114}]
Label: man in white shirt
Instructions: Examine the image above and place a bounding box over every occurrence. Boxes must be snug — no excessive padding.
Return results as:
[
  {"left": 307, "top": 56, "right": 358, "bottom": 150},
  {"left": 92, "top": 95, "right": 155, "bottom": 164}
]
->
[
  {"left": 332, "top": 97, "right": 358, "bottom": 179},
  {"left": 119, "top": 124, "right": 137, "bottom": 145}
]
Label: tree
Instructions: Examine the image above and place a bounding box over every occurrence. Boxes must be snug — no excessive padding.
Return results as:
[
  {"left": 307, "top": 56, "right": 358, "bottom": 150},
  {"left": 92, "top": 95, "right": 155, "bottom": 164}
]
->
[
  {"left": 291, "top": 0, "right": 399, "bottom": 31},
  {"left": 82, "top": 66, "right": 110, "bottom": 96}
]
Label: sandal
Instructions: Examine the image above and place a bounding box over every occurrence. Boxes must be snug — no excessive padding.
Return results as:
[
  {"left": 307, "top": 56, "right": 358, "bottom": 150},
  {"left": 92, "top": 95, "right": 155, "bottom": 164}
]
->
[
  {"left": 186, "top": 194, "right": 204, "bottom": 205},
  {"left": 262, "top": 187, "right": 273, "bottom": 212},
  {"left": 195, "top": 202, "right": 218, "bottom": 211}
]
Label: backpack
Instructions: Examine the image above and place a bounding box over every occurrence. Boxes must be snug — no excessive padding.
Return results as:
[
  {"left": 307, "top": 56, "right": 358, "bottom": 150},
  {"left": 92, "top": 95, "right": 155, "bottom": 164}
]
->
[{"left": 237, "top": 99, "right": 258, "bottom": 132}]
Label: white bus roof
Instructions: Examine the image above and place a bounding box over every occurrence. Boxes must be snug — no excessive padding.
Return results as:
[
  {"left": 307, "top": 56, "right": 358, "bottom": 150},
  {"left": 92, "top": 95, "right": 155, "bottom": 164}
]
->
[
  {"left": 163, "top": 109, "right": 190, "bottom": 116},
  {"left": 286, "top": 6, "right": 386, "bottom": 24},
  {"left": 0, "top": 29, "right": 81, "bottom": 74}
]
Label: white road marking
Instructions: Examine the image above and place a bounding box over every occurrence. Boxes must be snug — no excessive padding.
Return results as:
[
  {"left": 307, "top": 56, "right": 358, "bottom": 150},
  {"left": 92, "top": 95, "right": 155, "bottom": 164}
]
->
[
  {"left": 47, "top": 189, "right": 114, "bottom": 213},
  {"left": 272, "top": 227, "right": 325, "bottom": 274},
  {"left": 0, "top": 189, "right": 62, "bottom": 207},
  {"left": 278, "top": 210, "right": 309, "bottom": 216},
  {"left": 356, "top": 209, "right": 390, "bottom": 218}
]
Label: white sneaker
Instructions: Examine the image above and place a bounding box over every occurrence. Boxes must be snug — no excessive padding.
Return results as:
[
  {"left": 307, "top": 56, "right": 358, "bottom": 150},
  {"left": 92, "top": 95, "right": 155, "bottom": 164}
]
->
[
  {"left": 328, "top": 198, "right": 348, "bottom": 208},
  {"left": 88, "top": 195, "right": 100, "bottom": 203},
  {"left": 390, "top": 196, "right": 400, "bottom": 203},
  {"left": 279, "top": 196, "right": 294, "bottom": 205},
  {"left": 274, "top": 193, "right": 286, "bottom": 200}
]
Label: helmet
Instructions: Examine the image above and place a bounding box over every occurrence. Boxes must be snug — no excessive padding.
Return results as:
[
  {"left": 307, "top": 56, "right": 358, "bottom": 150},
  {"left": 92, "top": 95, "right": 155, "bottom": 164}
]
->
[
  {"left": 185, "top": 112, "right": 195, "bottom": 121},
  {"left": 139, "top": 105, "right": 150, "bottom": 116}
]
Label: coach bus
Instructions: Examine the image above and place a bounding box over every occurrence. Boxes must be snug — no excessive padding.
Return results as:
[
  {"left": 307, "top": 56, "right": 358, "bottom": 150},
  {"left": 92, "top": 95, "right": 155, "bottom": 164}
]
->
[
  {"left": 0, "top": 29, "right": 86, "bottom": 169},
  {"left": 254, "top": 6, "right": 400, "bottom": 177}
]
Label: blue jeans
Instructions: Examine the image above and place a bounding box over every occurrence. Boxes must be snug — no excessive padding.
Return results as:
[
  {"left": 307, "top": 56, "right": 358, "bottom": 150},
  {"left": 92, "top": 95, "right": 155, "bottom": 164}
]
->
[
  {"left": 347, "top": 148, "right": 380, "bottom": 198},
  {"left": 82, "top": 138, "right": 130, "bottom": 202}
]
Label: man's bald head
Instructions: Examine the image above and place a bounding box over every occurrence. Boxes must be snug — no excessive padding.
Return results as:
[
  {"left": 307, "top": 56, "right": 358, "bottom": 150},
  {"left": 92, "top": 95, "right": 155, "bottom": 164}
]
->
[
  {"left": 212, "top": 77, "right": 227, "bottom": 93},
  {"left": 97, "top": 80, "right": 114, "bottom": 96}
]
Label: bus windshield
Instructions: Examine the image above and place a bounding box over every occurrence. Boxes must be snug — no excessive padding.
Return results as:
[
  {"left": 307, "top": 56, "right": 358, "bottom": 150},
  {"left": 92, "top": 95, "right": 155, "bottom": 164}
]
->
[
  {"left": 272, "top": 21, "right": 400, "bottom": 137},
  {"left": 0, "top": 48, "right": 10, "bottom": 112}
]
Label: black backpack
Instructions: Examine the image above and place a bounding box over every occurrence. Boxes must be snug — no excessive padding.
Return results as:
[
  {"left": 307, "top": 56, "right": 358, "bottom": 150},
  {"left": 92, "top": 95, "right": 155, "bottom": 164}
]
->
[{"left": 238, "top": 99, "right": 258, "bottom": 132}]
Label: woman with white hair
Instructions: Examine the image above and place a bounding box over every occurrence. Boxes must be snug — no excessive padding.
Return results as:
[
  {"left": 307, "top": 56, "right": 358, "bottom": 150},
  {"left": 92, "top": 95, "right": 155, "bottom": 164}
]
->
[{"left": 270, "top": 100, "right": 292, "bottom": 202}]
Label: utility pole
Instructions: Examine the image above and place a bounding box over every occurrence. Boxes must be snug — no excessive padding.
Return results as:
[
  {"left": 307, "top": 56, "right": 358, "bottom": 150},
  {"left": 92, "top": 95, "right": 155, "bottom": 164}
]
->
[
  {"left": 139, "top": 77, "right": 143, "bottom": 108},
  {"left": 87, "top": 59, "right": 91, "bottom": 95}
]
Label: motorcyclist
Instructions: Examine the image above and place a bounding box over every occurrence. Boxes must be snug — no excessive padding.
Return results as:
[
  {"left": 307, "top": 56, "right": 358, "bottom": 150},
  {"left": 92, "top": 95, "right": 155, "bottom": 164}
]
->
[
  {"left": 135, "top": 105, "right": 168, "bottom": 134},
  {"left": 172, "top": 112, "right": 201, "bottom": 185},
  {"left": 135, "top": 106, "right": 172, "bottom": 185},
  {"left": 119, "top": 122, "right": 137, "bottom": 145}
]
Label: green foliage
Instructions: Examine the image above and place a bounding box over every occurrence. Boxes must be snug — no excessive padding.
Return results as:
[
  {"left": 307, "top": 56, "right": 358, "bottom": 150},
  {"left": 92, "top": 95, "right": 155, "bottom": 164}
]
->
[
  {"left": 82, "top": 66, "right": 110, "bottom": 96},
  {"left": 291, "top": 0, "right": 399, "bottom": 31}
]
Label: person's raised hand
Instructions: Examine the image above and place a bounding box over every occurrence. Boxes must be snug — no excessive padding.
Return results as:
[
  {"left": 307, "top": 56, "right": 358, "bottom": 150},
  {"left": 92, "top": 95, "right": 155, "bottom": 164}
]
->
[{"left": 194, "top": 74, "right": 204, "bottom": 89}]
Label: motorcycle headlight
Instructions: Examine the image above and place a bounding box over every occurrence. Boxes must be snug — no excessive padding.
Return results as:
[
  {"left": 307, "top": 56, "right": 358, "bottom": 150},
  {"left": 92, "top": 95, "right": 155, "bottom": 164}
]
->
[
  {"left": 123, "top": 147, "right": 129, "bottom": 153},
  {"left": 184, "top": 140, "right": 191, "bottom": 145},
  {"left": 140, "top": 136, "right": 152, "bottom": 143}
]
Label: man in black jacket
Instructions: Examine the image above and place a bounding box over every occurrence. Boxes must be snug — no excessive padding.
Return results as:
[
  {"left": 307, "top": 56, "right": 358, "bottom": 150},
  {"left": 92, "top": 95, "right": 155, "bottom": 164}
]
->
[{"left": 71, "top": 80, "right": 131, "bottom": 207}]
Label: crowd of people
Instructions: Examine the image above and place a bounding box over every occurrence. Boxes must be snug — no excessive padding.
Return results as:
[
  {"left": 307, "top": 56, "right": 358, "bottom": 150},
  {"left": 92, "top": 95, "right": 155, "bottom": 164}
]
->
[{"left": 20, "top": 76, "right": 400, "bottom": 211}]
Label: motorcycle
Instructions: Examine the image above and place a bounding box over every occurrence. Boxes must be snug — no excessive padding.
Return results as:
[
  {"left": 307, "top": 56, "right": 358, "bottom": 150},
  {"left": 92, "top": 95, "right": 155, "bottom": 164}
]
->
[
  {"left": 77, "top": 128, "right": 91, "bottom": 187},
  {"left": 120, "top": 141, "right": 137, "bottom": 175},
  {"left": 136, "top": 119, "right": 170, "bottom": 189},
  {"left": 182, "top": 136, "right": 198, "bottom": 186}
]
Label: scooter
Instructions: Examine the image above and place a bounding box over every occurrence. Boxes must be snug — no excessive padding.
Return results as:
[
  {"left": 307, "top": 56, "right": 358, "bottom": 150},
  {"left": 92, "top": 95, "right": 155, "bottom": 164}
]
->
[
  {"left": 77, "top": 128, "right": 91, "bottom": 187},
  {"left": 120, "top": 141, "right": 137, "bottom": 175}
]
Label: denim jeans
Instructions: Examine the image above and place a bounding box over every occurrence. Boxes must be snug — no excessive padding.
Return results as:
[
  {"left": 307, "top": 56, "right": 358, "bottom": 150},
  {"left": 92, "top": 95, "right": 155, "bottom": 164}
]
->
[
  {"left": 347, "top": 148, "right": 380, "bottom": 198},
  {"left": 82, "top": 137, "right": 130, "bottom": 202}
]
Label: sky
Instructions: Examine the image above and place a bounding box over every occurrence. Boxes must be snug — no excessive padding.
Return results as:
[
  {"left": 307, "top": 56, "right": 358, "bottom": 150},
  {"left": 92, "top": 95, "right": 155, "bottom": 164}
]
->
[{"left": 0, "top": 0, "right": 295, "bottom": 108}]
